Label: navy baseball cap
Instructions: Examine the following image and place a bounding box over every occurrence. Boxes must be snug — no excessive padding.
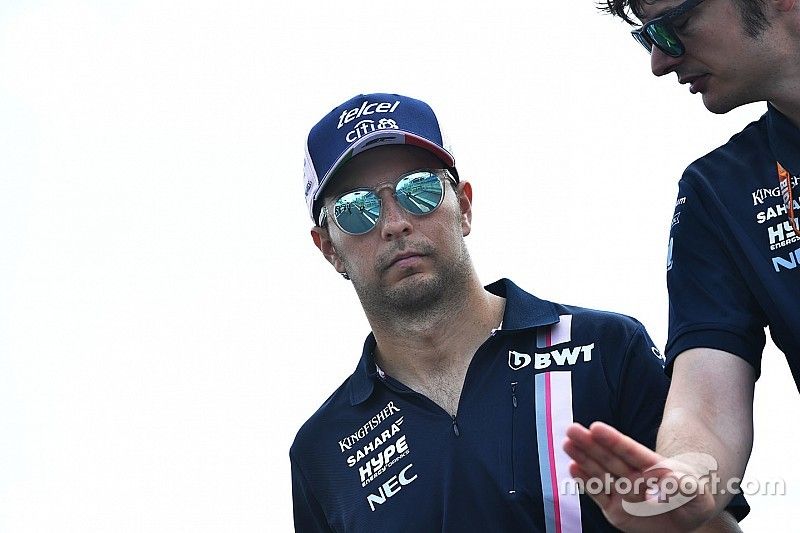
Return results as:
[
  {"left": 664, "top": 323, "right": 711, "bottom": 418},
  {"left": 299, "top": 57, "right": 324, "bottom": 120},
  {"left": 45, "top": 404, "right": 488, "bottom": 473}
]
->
[{"left": 303, "top": 93, "right": 456, "bottom": 223}]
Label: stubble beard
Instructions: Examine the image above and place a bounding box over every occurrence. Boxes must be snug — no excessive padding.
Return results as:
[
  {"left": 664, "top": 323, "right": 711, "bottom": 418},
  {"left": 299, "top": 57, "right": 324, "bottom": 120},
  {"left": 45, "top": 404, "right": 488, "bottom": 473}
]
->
[{"left": 348, "top": 238, "right": 474, "bottom": 324}]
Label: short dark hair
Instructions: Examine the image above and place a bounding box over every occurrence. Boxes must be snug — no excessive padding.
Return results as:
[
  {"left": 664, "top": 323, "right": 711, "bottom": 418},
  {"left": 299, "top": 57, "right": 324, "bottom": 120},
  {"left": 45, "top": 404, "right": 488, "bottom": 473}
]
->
[{"left": 599, "top": 0, "right": 769, "bottom": 37}]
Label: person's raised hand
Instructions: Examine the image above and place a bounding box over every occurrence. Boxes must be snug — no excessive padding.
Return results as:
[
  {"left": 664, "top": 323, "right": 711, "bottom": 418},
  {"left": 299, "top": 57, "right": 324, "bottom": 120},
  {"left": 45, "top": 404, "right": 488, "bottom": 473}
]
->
[{"left": 564, "top": 421, "right": 718, "bottom": 532}]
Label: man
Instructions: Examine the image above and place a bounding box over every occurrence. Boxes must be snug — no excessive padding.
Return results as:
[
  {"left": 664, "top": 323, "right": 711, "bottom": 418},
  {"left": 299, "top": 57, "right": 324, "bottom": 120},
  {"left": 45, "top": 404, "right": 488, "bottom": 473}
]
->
[
  {"left": 564, "top": 0, "right": 800, "bottom": 530},
  {"left": 290, "top": 93, "right": 746, "bottom": 531}
]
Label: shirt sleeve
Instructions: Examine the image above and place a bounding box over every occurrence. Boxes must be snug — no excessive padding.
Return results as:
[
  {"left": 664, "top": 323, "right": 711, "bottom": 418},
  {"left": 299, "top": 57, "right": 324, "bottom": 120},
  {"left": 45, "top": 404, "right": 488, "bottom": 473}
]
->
[
  {"left": 613, "top": 323, "right": 669, "bottom": 450},
  {"left": 613, "top": 323, "right": 750, "bottom": 521},
  {"left": 291, "top": 452, "right": 334, "bottom": 533},
  {"left": 665, "top": 178, "right": 766, "bottom": 376}
]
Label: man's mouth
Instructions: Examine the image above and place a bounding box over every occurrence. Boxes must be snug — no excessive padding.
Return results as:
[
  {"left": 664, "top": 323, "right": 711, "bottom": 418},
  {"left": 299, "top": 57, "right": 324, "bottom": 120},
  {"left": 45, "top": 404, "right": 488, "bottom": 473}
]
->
[{"left": 680, "top": 74, "right": 710, "bottom": 94}]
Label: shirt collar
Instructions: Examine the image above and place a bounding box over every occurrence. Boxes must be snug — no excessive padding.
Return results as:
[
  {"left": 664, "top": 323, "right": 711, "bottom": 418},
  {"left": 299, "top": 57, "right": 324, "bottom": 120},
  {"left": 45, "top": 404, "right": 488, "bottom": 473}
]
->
[
  {"left": 348, "top": 278, "right": 560, "bottom": 405},
  {"left": 766, "top": 103, "right": 800, "bottom": 177},
  {"left": 484, "top": 278, "right": 560, "bottom": 331}
]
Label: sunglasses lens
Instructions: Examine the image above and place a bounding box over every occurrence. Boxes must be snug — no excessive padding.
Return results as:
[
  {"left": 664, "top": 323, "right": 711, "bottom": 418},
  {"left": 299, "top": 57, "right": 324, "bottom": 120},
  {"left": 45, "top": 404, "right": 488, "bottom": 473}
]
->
[
  {"left": 646, "top": 22, "right": 683, "bottom": 56},
  {"left": 333, "top": 190, "right": 381, "bottom": 235},
  {"left": 395, "top": 171, "right": 445, "bottom": 215}
]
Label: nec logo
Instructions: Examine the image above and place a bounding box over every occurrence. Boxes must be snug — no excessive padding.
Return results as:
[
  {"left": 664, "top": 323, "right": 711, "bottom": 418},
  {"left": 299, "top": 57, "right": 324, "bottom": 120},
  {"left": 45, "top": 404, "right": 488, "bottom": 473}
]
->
[
  {"left": 366, "top": 464, "right": 418, "bottom": 512},
  {"left": 508, "top": 343, "right": 594, "bottom": 370}
]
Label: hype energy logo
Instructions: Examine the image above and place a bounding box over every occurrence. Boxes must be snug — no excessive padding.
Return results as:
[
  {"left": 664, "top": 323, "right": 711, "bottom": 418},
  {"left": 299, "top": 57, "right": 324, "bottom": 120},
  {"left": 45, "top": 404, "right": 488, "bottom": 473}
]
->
[
  {"left": 345, "top": 415, "right": 411, "bottom": 488},
  {"left": 337, "top": 100, "right": 401, "bottom": 143},
  {"left": 357, "top": 434, "right": 411, "bottom": 488}
]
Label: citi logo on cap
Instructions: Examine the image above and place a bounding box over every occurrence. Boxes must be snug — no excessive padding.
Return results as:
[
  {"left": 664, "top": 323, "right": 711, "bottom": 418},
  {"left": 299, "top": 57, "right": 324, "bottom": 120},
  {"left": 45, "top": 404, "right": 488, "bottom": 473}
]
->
[{"left": 343, "top": 118, "right": 400, "bottom": 144}]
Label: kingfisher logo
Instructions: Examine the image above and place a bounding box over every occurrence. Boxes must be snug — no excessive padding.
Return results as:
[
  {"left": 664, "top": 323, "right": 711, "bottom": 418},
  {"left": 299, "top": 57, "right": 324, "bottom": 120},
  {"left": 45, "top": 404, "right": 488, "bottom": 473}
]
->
[
  {"left": 509, "top": 344, "right": 594, "bottom": 370},
  {"left": 752, "top": 175, "right": 799, "bottom": 205},
  {"left": 338, "top": 401, "right": 401, "bottom": 453}
]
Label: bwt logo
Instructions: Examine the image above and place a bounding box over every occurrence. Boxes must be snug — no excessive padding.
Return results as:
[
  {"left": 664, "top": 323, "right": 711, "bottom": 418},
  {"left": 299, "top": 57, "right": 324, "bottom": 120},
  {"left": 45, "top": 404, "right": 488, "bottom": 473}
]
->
[
  {"left": 366, "top": 464, "right": 418, "bottom": 512},
  {"left": 509, "top": 343, "right": 594, "bottom": 370}
]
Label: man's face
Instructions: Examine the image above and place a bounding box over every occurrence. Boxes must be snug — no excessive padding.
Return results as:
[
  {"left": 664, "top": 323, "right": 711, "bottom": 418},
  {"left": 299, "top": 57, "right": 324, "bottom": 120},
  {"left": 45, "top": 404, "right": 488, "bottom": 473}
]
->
[
  {"left": 312, "top": 145, "right": 473, "bottom": 315},
  {"left": 640, "top": 0, "right": 778, "bottom": 113}
]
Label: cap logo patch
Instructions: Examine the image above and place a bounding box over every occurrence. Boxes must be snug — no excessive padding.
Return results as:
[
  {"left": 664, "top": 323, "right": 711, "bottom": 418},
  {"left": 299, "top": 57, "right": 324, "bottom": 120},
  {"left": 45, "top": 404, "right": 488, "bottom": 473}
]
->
[
  {"left": 345, "top": 118, "right": 399, "bottom": 143},
  {"left": 337, "top": 100, "right": 400, "bottom": 129}
]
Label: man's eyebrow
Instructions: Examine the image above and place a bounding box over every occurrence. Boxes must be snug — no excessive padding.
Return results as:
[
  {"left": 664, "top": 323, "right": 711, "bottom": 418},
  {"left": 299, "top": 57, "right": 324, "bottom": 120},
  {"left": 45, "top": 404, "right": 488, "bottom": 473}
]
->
[{"left": 640, "top": 2, "right": 681, "bottom": 23}]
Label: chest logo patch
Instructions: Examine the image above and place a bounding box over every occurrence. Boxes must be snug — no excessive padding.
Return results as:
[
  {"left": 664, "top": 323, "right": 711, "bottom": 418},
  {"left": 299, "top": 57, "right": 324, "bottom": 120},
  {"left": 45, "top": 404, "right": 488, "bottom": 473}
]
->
[{"left": 509, "top": 344, "right": 595, "bottom": 371}]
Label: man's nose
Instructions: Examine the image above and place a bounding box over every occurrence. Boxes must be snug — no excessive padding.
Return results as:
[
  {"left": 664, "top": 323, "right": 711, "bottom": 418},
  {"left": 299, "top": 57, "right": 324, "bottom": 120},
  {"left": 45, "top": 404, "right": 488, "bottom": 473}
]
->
[
  {"left": 651, "top": 46, "right": 683, "bottom": 77},
  {"left": 378, "top": 194, "right": 413, "bottom": 240}
]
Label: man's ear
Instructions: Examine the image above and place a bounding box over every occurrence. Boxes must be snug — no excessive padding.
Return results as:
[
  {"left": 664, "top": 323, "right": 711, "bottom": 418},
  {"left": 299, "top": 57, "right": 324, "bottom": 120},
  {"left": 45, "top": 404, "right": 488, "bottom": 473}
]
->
[
  {"left": 457, "top": 181, "right": 473, "bottom": 237},
  {"left": 311, "top": 226, "right": 348, "bottom": 275}
]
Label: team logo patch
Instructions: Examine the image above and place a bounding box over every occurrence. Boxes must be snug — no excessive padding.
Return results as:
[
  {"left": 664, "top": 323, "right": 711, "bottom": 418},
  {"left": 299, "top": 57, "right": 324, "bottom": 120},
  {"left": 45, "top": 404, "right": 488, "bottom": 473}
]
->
[
  {"left": 509, "top": 344, "right": 595, "bottom": 371},
  {"left": 508, "top": 350, "right": 532, "bottom": 370}
]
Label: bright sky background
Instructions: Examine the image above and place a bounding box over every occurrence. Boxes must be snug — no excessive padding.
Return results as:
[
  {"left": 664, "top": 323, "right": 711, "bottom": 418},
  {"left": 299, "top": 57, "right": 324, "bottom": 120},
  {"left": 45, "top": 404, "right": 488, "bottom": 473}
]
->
[{"left": 2, "top": 0, "right": 799, "bottom": 530}]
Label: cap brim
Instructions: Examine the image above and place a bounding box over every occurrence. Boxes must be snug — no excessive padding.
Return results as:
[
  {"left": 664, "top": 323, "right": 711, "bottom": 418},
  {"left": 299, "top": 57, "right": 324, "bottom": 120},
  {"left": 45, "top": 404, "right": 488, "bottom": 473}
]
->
[{"left": 312, "top": 130, "right": 456, "bottom": 207}]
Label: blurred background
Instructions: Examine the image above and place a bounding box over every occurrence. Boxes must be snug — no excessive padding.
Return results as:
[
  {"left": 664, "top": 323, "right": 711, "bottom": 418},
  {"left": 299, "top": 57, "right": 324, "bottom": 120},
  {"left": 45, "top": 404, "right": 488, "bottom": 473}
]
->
[{"left": 2, "top": 0, "right": 797, "bottom": 530}]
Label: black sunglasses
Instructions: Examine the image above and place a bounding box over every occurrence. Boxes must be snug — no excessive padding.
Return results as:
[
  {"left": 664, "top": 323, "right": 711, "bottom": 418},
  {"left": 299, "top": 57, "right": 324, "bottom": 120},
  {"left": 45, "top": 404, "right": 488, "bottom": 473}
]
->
[
  {"left": 631, "top": 0, "right": 705, "bottom": 58},
  {"left": 319, "top": 169, "right": 457, "bottom": 235}
]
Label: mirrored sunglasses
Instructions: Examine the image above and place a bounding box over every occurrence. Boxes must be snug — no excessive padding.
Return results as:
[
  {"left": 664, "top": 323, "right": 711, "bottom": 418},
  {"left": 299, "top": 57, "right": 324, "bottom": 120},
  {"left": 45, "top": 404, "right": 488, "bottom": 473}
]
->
[{"left": 319, "top": 169, "right": 456, "bottom": 235}]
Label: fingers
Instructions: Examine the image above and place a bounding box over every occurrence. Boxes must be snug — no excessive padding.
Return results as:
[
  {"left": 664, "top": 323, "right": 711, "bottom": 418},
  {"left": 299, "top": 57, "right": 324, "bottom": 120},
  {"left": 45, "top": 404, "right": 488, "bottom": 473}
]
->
[
  {"left": 568, "top": 462, "right": 613, "bottom": 509},
  {"left": 565, "top": 422, "right": 649, "bottom": 481},
  {"left": 587, "top": 422, "right": 663, "bottom": 472}
]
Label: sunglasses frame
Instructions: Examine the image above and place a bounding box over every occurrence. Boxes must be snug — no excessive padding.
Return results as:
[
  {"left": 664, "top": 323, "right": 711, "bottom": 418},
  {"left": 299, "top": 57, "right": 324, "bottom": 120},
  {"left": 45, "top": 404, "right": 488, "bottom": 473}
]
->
[
  {"left": 630, "top": 0, "right": 705, "bottom": 58},
  {"left": 318, "top": 168, "right": 458, "bottom": 235}
]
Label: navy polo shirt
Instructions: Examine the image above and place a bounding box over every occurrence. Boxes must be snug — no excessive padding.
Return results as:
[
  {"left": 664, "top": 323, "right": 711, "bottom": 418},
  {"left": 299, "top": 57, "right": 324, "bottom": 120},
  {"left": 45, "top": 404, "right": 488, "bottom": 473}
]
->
[
  {"left": 290, "top": 279, "right": 748, "bottom": 531},
  {"left": 666, "top": 104, "right": 800, "bottom": 387}
]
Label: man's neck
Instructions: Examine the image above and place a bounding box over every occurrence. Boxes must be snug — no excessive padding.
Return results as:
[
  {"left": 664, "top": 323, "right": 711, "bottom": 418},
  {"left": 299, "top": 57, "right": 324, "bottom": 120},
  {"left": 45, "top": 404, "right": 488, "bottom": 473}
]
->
[
  {"left": 768, "top": 38, "right": 800, "bottom": 127},
  {"left": 772, "top": 98, "right": 800, "bottom": 130},
  {"left": 367, "top": 277, "right": 505, "bottom": 410}
]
